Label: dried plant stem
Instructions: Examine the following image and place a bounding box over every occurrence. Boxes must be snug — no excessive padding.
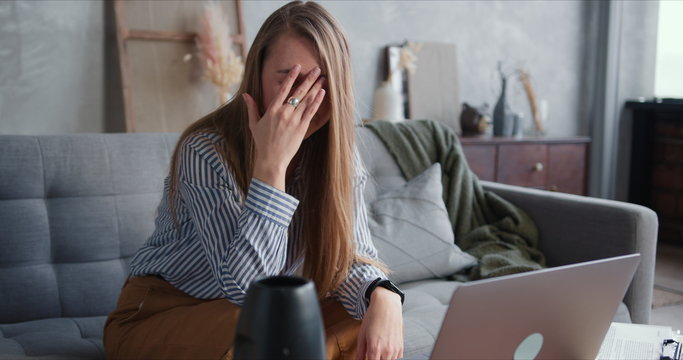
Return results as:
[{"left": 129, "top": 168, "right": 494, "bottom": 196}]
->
[{"left": 518, "top": 70, "right": 544, "bottom": 133}]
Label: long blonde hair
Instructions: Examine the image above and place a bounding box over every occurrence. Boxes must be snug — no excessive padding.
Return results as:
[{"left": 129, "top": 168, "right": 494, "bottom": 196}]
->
[{"left": 168, "top": 1, "right": 382, "bottom": 298}]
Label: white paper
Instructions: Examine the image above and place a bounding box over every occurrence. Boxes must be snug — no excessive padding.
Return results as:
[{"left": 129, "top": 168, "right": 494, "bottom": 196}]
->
[{"left": 597, "top": 322, "right": 673, "bottom": 360}]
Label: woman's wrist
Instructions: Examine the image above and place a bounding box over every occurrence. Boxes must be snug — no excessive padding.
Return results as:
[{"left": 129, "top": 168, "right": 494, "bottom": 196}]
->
[
  {"left": 253, "top": 163, "right": 287, "bottom": 191},
  {"left": 370, "top": 287, "right": 402, "bottom": 304},
  {"left": 365, "top": 278, "right": 405, "bottom": 305}
]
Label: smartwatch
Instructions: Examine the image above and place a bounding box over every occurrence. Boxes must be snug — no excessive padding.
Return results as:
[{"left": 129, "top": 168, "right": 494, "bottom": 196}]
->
[{"left": 365, "top": 278, "right": 405, "bottom": 304}]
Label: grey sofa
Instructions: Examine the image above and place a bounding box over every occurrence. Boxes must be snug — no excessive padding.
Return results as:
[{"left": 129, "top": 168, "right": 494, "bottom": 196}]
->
[{"left": 0, "top": 128, "right": 657, "bottom": 359}]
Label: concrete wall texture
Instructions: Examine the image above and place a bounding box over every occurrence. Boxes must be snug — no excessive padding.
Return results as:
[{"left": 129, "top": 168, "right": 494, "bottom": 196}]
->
[
  {"left": 0, "top": 1, "right": 106, "bottom": 134},
  {"left": 0, "top": 0, "right": 658, "bottom": 137},
  {"left": 0, "top": 0, "right": 660, "bottom": 197},
  {"left": 246, "top": 0, "right": 590, "bottom": 136}
]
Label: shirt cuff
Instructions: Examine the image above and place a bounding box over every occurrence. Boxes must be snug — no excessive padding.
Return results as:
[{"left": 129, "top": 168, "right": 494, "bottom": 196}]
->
[
  {"left": 244, "top": 178, "right": 299, "bottom": 227},
  {"left": 359, "top": 277, "right": 381, "bottom": 314},
  {"left": 355, "top": 275, "right": 392, "bottom": 319}
]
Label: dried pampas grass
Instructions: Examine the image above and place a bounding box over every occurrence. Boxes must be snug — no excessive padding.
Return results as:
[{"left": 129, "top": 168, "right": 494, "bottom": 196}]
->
[{"left": 196, "top": 1, "right": 244, "bottom": 103}]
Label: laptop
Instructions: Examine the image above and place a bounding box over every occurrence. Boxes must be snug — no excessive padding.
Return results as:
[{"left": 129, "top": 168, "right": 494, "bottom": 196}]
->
[{"left": 429, "top": 253, "right": 641, "bottom": 359}]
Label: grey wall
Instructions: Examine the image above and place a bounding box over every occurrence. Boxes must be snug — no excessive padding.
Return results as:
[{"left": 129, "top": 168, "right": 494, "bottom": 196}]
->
[
  {"left": 246, "top": 0, "right": 660, "bottom": 199},
  {"left": 0, "top": 0, "right": 652, "bottom": 137},
  {"left": 0, "top": 0, "right": 107, "bottom": 134},
  {"left": 245, "top": 0, "right": 588, "bottom": 137},
  {"left": 0, "top": 0, "right": 660, "bottom": 198}
]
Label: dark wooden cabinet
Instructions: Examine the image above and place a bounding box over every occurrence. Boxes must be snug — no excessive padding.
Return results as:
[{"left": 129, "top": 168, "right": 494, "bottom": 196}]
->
[
  {"left": 626, "top": 100, "right": 683, "bottom": 246},
  {"left": 460, "top": 136, "right": 591, "bottom": 195}
]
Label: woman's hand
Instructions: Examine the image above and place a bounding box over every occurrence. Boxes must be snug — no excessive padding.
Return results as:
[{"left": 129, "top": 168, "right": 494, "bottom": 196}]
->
[
  {"left": 243, "top": 64, "right": 326, "bottom": 191},
  {"left": 356, "top": 288, "right": 404, "bottom": 360}
]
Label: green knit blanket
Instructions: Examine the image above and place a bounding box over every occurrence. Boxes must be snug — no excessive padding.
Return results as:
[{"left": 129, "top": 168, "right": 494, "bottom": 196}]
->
[{"left": 365, "top": 120, "right": 546, "bottom": 279}]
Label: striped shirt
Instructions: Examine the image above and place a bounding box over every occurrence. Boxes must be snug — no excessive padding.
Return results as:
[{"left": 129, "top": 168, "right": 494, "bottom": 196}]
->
[{"left": 129, "top": 132, "right": 387, "bottom": 319}]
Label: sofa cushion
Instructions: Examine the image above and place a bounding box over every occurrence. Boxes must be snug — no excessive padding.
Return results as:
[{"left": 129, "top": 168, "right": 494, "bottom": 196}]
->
[
  {"left": 0, "top": 134, "right": 179, "bottom": 324},
  {"left": 368, "top": 164, "right": 476, "bottom": 284},
  {"left": 400, "top": 279, "right": 462, "bottom": 358},
  {"left": 0, "top": 316, "right": 105, "bottom": 359}
]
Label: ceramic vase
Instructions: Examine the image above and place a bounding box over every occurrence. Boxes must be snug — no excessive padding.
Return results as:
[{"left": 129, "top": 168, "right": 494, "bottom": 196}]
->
[
  {"left": 372, "top": 81, "right": 404, "bottom": 122},
  {"left": 233, "top": 276, "right": 325, "bottom": 360},
  {"left": 492, "top": 75, "right": 513, "bottom": 137}
]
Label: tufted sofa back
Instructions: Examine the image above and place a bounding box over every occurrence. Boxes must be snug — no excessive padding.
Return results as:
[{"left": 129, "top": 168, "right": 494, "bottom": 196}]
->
[
  {"left": 0, "top": 133, "right": 179, "bottom": 324},
  {"left": 0, "top": 129, "right": 396, "bottom": 325}
]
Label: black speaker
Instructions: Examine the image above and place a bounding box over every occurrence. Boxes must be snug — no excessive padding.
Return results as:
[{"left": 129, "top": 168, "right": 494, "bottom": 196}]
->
[{"left": 233, "top": 276, "right": 326, "bottom": 359}]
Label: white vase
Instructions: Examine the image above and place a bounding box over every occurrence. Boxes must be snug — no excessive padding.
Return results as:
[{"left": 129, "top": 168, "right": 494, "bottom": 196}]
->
[{"left": 372, "top": 81, "right": 404, "bottom": 122}]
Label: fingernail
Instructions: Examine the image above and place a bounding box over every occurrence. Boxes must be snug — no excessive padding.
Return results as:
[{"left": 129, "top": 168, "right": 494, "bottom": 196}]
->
[
  {"left": 312, "top": 67, "right": 321, "bottom": 75},
  {"left": 293, "top": 64, "right": 301, "bottom": 72}
]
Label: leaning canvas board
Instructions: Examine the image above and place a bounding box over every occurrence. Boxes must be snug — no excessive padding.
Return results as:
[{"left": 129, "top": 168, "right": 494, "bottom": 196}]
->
[
  {"left": 407, "top": 42, "right": 461, "bottom": 135},
  {"left": 125, "top": 40, "right": 219, "bottom": 133},
  {"left": 114, "top": 0, "right": 245, "bottom": 133}
]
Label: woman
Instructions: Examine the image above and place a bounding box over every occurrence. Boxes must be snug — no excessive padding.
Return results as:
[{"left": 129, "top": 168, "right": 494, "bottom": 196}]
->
[{"left": 104, "top": 2, "right": 404, "bottom": 359}]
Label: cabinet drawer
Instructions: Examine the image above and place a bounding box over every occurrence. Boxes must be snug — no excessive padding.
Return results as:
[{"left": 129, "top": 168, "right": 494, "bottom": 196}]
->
[
  {"left": 497, "top": 144, "right": 548, "bottom": 187},
  {"left": 461, "top": 145, "right": 496, "bottom": 181},
  {"left": 547, "top": 144, "right": 586, "bottom": 195}
]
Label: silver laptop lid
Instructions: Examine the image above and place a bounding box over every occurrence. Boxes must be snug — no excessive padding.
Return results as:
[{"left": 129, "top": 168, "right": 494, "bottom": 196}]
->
[{"left": 430, "top": 254, "right": 641, "bottom": 359}]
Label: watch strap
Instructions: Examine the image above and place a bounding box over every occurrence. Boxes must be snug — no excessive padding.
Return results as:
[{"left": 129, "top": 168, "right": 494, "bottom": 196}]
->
[{"left": 364, "top": 278, "right": 405, "bottom": 304}]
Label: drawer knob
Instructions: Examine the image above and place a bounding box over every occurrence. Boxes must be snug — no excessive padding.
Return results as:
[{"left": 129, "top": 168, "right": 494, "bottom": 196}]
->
[{"left": 534, "top": 162, "right": 544, "bottom": 172}]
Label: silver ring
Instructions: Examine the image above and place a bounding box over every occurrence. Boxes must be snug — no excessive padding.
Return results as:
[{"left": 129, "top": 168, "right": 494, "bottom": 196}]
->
[{"left": 287, "top": 97, "right": 300, "bottom": 108}]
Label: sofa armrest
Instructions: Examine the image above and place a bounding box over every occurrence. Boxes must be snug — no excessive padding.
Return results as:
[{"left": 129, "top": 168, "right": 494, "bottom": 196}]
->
[{"left": 481, "top": 181, "right": 658, "bottom": 325}]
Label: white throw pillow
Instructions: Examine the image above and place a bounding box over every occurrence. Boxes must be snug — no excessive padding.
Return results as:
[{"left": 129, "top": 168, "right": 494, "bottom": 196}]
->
[{"left": 368, "top": 163, "right": 477, "bottom": 284}]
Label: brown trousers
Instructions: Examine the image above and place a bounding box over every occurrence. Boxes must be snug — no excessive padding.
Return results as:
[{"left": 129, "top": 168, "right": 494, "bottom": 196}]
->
[{"left": 104, "top": 276, "right": 361, "bottom": 359}]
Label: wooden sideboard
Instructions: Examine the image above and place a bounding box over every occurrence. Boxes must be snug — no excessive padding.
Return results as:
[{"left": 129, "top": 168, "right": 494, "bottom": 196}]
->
[
  {"left": 626, "top": 100, "right": 683, "bottom": 246},
  {"left": 460, "top": 136, "right": 591, "bottom": 195}
]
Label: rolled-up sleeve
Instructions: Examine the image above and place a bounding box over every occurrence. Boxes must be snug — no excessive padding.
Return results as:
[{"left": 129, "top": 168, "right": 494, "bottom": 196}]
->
[
  {"left": 178, "top": 136, "right": 298, "bottom": 305},
  {"left": 333, "top": 151, "right": 388, "bottom": 320}
]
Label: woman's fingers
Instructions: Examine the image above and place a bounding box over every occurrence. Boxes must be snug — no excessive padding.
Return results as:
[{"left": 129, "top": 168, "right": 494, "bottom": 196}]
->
[
  {"left": 288, "top": 67, "right": 321, "bottom": 106},
  {"left": 267, "top": 66, "right": 323, "bottom": 127},
  {"left": 298, "top": 88, "right": 326, "bottom": 127},
  {"left": 246, "top": 65, "right": 325, "bottom": 180},
  {"left": 294, "top": 75, "right": 325, "bottom": 117},
  {"left": 272, "top": 64, "right": 302, "bottom": 108}
]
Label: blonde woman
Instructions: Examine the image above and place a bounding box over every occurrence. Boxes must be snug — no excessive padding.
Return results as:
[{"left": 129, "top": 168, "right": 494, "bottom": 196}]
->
[{"left": 104, "top": 2, "right": 404, "bottom": 359}]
